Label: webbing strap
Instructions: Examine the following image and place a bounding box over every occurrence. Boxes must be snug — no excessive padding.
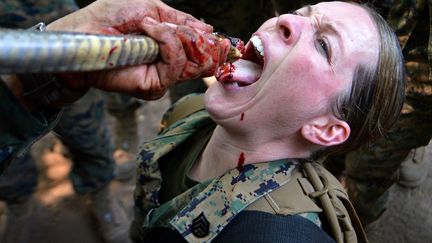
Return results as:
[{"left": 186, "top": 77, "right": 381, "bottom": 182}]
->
[
  {"left": 303, "top": 162, "right": 368, "bottom": 243},
  {"left": 304, "top": 162, "right": 344, "bottom": 243}
]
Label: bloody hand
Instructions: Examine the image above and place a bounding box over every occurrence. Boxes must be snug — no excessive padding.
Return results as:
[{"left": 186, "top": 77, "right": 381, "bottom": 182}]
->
[
  {"left": 170, "top": 26, "right": 232, "bottom": 79},
  {"left": 47, "top": 0, "right": 220, "bottom": 100},
  {"left": 140, "top": 19, "right": 231, "bottom": 82}
]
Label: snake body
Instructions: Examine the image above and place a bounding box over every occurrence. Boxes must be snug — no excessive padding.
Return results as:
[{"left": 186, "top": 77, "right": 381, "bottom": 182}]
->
[
  {"left": 0, "top": 29, "right": 159, "bottom": 74},
  {"left": 0, "top": 29, "right": 242, "bottom": 74}
]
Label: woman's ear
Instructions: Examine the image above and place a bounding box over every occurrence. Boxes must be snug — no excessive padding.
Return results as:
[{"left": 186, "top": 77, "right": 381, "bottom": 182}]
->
[{"left": 301, "top": 116, "right": 350, "bottom": 147}]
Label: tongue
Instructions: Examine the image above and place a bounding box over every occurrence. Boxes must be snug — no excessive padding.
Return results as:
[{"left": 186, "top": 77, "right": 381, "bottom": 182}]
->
[{"left": 215, "top": 59, "right": 262, "bottom": 86}]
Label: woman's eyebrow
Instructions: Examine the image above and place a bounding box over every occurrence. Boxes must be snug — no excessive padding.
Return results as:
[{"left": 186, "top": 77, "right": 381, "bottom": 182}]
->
[
  {"left": 308, "top": 4, "right": 340, "bottom": 38},
  {"left": 305, "top": 5, "right": 313, "bottom": 15},
  {"left": 310, "top": 5, "right": 344, "bottom": 63},
  {"left": 323, "top": 18, "right": 342, "bottom": 41},
  {"left": 306, "top": 4, "right": 341, "bottom": 37}
]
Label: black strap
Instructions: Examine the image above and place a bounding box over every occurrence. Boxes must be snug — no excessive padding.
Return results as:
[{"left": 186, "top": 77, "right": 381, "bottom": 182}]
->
[{"left": 214, "top": 211, "right": 336, "bottom": 243}]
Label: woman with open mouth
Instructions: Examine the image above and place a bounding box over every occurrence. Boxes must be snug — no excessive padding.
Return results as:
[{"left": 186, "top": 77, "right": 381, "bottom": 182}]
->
[{"left": 131, "top": 1, "right": 405, "bottom": 242}]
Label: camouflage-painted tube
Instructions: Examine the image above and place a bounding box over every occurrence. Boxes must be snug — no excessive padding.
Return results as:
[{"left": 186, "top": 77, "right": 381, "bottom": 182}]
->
[{"left": 0, "top": 29, "right": 159, "bottom": 74}]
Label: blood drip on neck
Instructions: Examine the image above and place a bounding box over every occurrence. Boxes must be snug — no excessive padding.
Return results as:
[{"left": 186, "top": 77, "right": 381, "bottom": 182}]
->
[{"left": 237, "top": 152, "right": 245, "bottom": 171}]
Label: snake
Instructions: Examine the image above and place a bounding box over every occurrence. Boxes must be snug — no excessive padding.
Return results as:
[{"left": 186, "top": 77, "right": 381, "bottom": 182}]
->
[{"left": 0, "top": 29, "right": 242, "bottom": 74}]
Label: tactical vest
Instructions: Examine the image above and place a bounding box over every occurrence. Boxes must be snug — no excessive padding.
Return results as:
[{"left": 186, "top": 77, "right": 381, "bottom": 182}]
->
[{"left": 159, "top": 94, "right": 368, "bottom": 243}]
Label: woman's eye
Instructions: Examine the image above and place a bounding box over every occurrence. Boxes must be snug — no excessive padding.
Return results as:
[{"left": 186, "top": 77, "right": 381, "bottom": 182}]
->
[{"left": 318, "top": 38, "right": 330, "bottom": 62}]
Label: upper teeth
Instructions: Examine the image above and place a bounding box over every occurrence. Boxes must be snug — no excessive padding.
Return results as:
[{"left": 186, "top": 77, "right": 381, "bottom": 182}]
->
[{"left": 250, "top": 35, "right": 264, "bottom": 58}]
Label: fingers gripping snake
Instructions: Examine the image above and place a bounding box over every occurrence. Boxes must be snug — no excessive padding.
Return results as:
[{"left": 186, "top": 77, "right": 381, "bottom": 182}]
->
[{"left": 0, "top": 29, "right": 242, "bottom": 74}]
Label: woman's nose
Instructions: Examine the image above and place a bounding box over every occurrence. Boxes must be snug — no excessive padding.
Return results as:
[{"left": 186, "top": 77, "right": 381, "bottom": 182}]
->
[{"left": 276, "top": 14, "right": 305, "bottom": 45}]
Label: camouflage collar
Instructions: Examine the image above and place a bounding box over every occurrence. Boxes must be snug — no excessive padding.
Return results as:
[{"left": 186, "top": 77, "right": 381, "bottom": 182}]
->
[
  {"left": 140, "top": 110, "right": 214, "bottom": 165},
  {"left": 145, "top": 159, "right": 299, "bottom": 242}
]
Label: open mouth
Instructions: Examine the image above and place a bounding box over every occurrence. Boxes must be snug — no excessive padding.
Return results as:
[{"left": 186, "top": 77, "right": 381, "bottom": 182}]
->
[{"left": 215, "top": 35, "right": 264, "bottom": 87}]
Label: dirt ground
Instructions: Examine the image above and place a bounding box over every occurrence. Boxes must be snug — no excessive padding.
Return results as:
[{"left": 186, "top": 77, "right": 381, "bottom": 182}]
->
[
  {"left": 367, "top": 142, "right": 432, "bottom": 243},
  {"left": 0, "top": 92, "right": 431, "bottom": 243}
]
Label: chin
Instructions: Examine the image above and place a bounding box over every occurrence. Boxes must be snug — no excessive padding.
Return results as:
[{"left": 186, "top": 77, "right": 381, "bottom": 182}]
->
[
  {"left": 203, "top": 88, "right": 238, "bottom": 124},
  {"left": 203, "top": 87, "right": 226, "bottom": 121}
]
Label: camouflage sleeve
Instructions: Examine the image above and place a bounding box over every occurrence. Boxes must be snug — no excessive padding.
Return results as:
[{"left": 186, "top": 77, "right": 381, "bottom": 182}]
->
[{"left": 0, "top": 79, "right": 60, "bottom": 173}]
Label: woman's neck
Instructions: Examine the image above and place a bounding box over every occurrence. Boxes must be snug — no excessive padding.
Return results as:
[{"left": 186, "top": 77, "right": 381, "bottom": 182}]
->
[{"left": 188, "top": 125, "right": 311, "bottom": 182}]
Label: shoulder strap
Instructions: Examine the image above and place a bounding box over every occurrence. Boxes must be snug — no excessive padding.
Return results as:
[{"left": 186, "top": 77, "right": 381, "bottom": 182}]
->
[
  {"left": 160, "top": 93, "right": 205, "bottom": 131},
  {"left": 246, "top": 162, "right": 368, "bottom": 243},
  {"left": 303, "top": 162, "right": 368, "bottom": 243},
  {"left": 246, "top": 168, "right": 322, "bottom": 215}
]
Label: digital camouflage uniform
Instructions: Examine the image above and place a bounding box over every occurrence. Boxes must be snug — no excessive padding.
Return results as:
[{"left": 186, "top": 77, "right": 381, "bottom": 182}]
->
[{"left": 0, "top": 0, "right": 115, "bottom": 199}]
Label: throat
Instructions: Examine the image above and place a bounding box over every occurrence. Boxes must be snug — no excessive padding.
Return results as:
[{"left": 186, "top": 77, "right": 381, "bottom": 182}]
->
[
  {"left": 188, "top": 131, "right": 246, "bottom": 181},
  {"left": 187, "top": 149, "right": 224, "bottom": 182}
]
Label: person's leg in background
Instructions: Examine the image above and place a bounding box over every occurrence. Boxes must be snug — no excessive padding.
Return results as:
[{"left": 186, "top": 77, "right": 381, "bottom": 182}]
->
[
  {"left": 53, "top": 89, "right": 131, "bottom": 243},
  {"left": 105, "top": 93, "right": 141, "bottom": 182}
]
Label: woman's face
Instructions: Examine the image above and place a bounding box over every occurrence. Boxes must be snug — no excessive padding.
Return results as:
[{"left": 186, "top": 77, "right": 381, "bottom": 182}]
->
[{"left": 205, "top": 1, "right": 379, "bottom": 134}]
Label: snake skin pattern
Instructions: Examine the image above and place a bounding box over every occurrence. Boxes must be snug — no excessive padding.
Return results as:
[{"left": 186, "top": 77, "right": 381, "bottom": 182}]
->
[{"left": 0, "top": 29, "right": 159, "bottom": 74}]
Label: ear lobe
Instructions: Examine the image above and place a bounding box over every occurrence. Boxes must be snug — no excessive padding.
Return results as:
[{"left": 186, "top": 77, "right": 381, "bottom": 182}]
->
[{"left": 301, "top": 116, "right": 350, "bottom": 147}]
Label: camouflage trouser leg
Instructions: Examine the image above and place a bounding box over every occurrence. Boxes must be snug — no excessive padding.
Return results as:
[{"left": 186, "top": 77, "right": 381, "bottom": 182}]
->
[
  {"left": 53, "top": 89, "right": 115, "bottom": 195},
  {"left": 345, "top": 97, "right": 432, "bottom": 225},
  {"left": 105, "top": 93, "right": 141, "bottom": 153},
  {"left": 0, "top": 152, "right": 38, "bottom": 203}
]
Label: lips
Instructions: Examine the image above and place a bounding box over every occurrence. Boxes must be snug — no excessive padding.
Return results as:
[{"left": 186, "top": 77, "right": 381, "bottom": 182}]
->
[{"left": 215, "top": 35, "right": 265, "bottom": 87}]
